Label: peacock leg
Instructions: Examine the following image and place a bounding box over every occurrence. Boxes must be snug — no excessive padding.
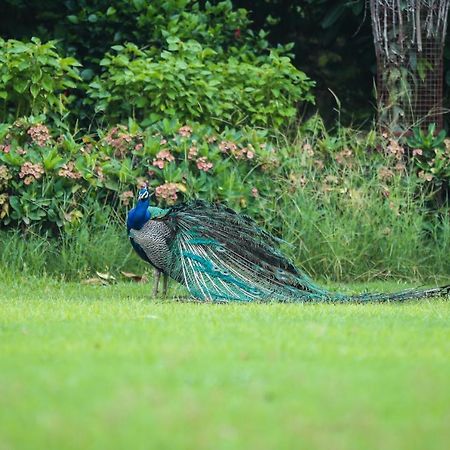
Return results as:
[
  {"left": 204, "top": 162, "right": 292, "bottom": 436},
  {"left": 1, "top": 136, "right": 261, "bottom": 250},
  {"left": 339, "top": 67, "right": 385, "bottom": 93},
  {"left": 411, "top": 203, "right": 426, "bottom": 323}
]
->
[
  {"left": 162, "top": 273, "right": 169, "bottom": 298},
  {"left": 152, "top": 268, "right": 161, "bottom": 297}
]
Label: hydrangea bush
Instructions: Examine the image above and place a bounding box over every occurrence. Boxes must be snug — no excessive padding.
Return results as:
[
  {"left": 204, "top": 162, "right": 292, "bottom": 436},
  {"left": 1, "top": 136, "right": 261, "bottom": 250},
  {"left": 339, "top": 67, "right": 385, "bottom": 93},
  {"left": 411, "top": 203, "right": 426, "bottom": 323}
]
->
[
  {"left": 0, "top": 115, "right": 448, "bottom": 237},
  {"left": 0, "top": 118, "right": 275, "bottom": 231}
]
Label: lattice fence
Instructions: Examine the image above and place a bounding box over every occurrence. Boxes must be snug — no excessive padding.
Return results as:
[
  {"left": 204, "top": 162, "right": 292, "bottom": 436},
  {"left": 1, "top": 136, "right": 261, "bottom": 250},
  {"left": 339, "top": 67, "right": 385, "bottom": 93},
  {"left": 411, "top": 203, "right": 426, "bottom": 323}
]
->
[{"left": 370, "top": 0, "right": 450, "bottom": 132}]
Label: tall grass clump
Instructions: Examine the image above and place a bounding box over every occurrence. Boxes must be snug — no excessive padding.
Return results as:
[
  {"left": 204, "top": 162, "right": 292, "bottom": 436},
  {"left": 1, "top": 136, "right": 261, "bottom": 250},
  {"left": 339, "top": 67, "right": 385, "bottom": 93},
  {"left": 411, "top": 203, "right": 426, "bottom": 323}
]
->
[
  {"left": 263, "top": 122, "right": 450, "bottom": 282},
  {"left": 0, "top": 218, "right": 141, "bottom": 281}
]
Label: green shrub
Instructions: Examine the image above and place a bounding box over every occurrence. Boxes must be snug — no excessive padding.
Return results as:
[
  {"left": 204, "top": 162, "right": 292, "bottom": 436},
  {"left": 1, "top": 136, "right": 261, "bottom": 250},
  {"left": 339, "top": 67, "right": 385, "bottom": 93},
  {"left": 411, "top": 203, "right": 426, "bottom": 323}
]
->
[
  {"left": 0, "top": 2, "right": 307, "bottom": 130},
  {"left": 0, "top": 38, "right": 81, "bottom": 120},
  {"left": 87, "top": 41, "right": 314, "bottom": 128},
  {"left": 45, "top": 0, "right": 261, "bottom": 67}
]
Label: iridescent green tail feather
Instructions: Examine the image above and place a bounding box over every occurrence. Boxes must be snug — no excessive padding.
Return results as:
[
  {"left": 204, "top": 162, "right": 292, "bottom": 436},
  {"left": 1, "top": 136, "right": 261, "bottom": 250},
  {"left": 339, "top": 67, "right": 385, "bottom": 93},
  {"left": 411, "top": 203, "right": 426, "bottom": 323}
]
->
[{"left": 161, "top": 201, "right": 449, "bottom": 303}]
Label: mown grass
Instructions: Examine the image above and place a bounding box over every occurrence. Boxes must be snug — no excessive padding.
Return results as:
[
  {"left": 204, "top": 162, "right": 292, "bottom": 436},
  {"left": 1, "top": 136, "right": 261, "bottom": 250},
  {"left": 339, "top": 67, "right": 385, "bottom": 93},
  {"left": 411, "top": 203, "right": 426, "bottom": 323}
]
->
[{"left": 1, "top": 278, "right": 449, "bottom": 450}]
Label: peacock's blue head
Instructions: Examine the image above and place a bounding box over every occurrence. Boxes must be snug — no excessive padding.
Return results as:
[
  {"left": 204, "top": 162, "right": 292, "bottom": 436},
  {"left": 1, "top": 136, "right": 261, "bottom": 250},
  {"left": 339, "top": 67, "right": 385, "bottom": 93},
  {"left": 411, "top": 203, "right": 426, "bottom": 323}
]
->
[
  {"left": 138, "top": 185, "right": 150, "bottom": 201},
  {"left": 127, "top": 184, "right": 151, "bottom": 231}
]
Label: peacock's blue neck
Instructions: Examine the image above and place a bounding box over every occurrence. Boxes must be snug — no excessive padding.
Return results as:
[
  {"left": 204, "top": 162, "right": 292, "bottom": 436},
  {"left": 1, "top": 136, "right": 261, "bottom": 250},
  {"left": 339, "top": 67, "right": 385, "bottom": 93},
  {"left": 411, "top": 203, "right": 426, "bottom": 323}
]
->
[{"left": 127, "top": 198, "right": 151, "bottom": 231}]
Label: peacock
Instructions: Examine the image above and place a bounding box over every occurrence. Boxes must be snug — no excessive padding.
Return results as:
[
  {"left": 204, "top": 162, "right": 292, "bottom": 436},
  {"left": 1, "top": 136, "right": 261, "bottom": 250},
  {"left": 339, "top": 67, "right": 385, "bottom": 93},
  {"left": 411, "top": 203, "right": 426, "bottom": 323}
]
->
[{"left": 127, "top": 185, "right": 450, "bottom": 302}]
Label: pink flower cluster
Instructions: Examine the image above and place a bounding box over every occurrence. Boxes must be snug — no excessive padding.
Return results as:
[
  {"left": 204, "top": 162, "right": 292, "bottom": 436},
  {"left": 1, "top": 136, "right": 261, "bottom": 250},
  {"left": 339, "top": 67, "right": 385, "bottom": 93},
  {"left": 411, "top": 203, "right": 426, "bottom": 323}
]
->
[
  {"left": 196, "top": 156, "right": 213, "bottom": 172},
  {"left": 153, "top": 149, "right": 175, "bottom": 169},
  {"left": 0, "top": 165, "right": 12, "bottom": 189},
  {"left": 120, "top": 190, "right": 134, "bottom": 206},
  {"left": 444, "top": 139, "right": 450, "bottom": 154},
  {"left": 251, "top": 187, "right": 259, "bottom": 198},
  {"left": 179, "top": 126, "right": 193, "bottom": 137},
  {"left": 95, "top": 166, "right": 105, "bottom": 181},
  {"left": 136, "top": 177, "right": 148, "bottom": 188},
  {"left": 155, "top": 182, "right": 179, "bottom": 204},
  {"left": 188, "top": 146, "right": 198, "bottom": 160},
  {"left": 80, "top": 143, "right": 94, "bottom": 154},
  {"left": 105, "top": 126, "right": 134, "bottom": 157},
  {"left": 219, "top": 141, "right": 254, "bottom": 160},
  {"left": 378, "top": 161, "right": 405, "bottom": 181},
  {"left": 335, "top": 148, "right": 353, "bottom": 165},
  {"left": 19, "top": 162, "right": 44, "bottom": 185},
  {"left": 378, "top": 166, "right": 394, "bottom": 181},
  {"left": 288, "top": 173, "right": 308, "bottom": 190},
  {"left": 0, "top": 144, "right": 25, "bottom": 155},
  {"left": 27, "top": 125, "right": 51, "bottom": 146},
  {"left": 386, "top": 139, "right": 405, "bottom": 160},
  {"left": 0, "top": 193, "right": 8, "bottom": 219},
  {"left": 58, "top": 161, "right": 81, "bottom": 179},
  {"left": 219, "top": 140, "right": 238, "bottom": 153},
  {"left": 418, "top": 171, "right": 433, "bottom": 182},
  {"left": 187, "top": 147, "right": 213, "bottom": 171},
  {"left": 235, "top": 147, "right": 254, "bottom": 160}
]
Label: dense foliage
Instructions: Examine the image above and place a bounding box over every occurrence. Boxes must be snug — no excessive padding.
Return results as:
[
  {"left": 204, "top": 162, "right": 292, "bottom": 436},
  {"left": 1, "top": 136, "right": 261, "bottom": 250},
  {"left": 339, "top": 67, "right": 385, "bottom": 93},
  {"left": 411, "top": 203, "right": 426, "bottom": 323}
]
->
[
  {"left": 0, "top": 1, "right": 449, "bottom": 282},
  {"left": 1, "top": 116, "right": 449, "bottom": 281},
  {"left": 87, "top": 41, "right": 313, "bottom": 127},
  {"left": 0, "top": 38, "right": 81, "bottom": 121},
  {"left": 0, "top": 0, "right": 312, "bottom": 127},
  {"left": 0, "top": 0, "right": 261, "bottom": 66},
  {"left": 0, "top": 118, "right": 273, "bottom": 230},
  {"left": 3, "top": 0, "right": 450, "bottom": 126}
]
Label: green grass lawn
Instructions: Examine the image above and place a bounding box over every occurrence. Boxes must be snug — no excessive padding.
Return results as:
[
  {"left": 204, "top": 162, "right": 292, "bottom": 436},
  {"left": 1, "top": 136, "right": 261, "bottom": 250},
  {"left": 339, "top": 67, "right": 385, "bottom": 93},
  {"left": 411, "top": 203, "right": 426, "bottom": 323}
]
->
[{"left": 0, "top": 278, "right": 449, "bottom": 450}]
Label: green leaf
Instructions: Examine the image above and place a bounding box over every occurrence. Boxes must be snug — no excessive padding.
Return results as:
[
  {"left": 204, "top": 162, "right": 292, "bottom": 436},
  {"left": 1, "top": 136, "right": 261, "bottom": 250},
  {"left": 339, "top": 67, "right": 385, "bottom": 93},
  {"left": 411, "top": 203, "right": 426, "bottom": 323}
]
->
[
  {"left": 14, "top": 79, "right": 29, "bottom": 93},
  {"left": 8, "top": 196, "right": 20, "bottom": 213},
  {"left": 433, "top": 130, "right": 447, "bottom": 148},
  {"left": 81, "top": 69, "right": 95, "bottom": 81},
  {"left": 67, "top": 15, "right": 79, "bottom": 24},
  {"left": 41, "top": 75, "right": 54, "bottom": 92},
  {"left": 31, "top": 70, "right": 42, "bottom": 83},
  {"left": 30, "top": 83, "right": 40, "bottom": 98}
]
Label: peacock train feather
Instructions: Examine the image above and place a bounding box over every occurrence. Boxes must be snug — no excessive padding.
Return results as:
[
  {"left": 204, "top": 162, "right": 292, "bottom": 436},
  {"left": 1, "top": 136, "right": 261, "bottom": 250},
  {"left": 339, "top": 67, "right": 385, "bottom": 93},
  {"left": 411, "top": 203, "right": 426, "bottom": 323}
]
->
[{"left": 127, "top": 186, "right": 450, "bottom": 302}]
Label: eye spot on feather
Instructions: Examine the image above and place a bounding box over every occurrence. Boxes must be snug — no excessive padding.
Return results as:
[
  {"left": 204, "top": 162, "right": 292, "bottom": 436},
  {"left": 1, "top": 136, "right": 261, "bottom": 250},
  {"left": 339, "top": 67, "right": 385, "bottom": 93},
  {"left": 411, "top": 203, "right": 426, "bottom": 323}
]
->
[{"left": 275, "top": 269, "right": 289, "bottom": 281}]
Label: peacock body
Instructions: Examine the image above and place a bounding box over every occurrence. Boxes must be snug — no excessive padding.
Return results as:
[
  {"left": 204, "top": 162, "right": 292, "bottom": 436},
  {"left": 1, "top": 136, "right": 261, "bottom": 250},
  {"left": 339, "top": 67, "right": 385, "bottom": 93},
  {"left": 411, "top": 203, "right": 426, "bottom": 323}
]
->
[{"left": 127, "top": 186, "right": 449, "bottom": 302}]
